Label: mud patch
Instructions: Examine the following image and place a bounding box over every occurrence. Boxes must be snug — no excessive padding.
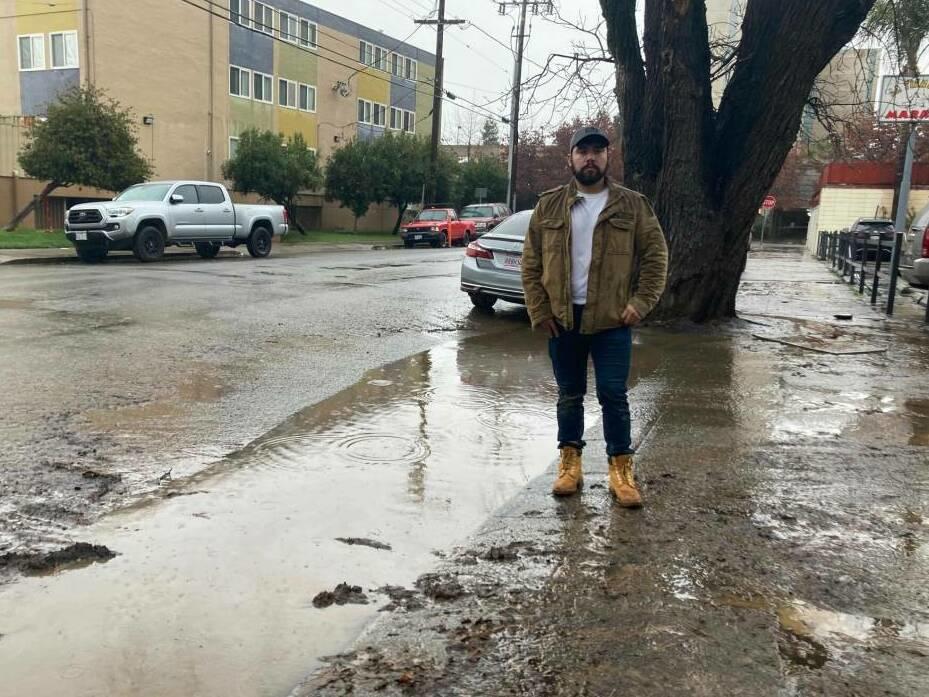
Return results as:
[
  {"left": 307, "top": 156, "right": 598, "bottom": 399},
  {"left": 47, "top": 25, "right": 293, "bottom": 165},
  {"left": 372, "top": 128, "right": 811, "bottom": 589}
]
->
[
  {"left": 0, "top": 542, "right": 116, "bottom": 574},
  {"left": 376, "top": 585, "right": 424, "bottom": 612},
  {"left": 312, "top": 583, "right": 369, "bottom": 608},
  {"left": 416, "top": 573, "right": 466, "bottom": 600},
  {"left": 335, "top": 537, "right": 392, "bottom": 551}
]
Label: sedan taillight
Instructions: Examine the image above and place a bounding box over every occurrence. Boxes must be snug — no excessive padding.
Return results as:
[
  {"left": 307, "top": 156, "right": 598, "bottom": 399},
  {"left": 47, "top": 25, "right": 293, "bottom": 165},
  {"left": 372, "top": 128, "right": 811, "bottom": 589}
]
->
[
  {"left": 922, "top": 225, "right": 929, "bottom": 258},
  {"left": 466, "top": 241, "right": 494, "bottom": 259}
]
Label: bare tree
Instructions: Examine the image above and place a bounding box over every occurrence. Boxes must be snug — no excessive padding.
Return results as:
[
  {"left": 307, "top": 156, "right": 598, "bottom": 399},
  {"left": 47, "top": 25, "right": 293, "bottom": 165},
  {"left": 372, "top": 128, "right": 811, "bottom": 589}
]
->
[{"left": 601, "top": 0, "right": 875, "bottom": 321}]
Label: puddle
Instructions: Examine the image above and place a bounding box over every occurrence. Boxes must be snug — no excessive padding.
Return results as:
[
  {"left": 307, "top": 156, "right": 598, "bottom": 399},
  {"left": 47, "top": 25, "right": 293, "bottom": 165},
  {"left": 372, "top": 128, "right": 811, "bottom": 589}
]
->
[
  {"left": 0, "top": 331, "right": 560, "bottom": 697},
  {"left": 717, "top": 593, "right": 929, "bottom": 672}
]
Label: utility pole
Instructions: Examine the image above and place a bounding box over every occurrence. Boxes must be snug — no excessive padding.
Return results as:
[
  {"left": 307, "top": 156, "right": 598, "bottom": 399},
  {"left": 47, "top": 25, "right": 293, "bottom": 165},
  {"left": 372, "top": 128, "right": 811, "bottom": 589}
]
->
[
  {"left": 499, "top": 1, "right": 552, "bottom": 211},
  {"left": 416, "top": 1, "right": 465, "bottom": 204}
]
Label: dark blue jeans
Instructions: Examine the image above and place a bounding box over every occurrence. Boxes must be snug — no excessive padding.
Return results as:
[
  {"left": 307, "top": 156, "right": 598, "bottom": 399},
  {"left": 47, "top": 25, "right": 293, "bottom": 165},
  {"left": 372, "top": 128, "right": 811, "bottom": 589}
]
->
[{"left": 548, "top": 305, "right": 633, "bottom": 456}]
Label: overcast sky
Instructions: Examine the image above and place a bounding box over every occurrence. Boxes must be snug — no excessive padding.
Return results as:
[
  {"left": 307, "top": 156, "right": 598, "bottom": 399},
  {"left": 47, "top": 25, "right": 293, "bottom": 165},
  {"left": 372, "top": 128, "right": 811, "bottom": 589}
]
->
[{"left": 303, "top": 0, "right": 613, "bottom": 143}]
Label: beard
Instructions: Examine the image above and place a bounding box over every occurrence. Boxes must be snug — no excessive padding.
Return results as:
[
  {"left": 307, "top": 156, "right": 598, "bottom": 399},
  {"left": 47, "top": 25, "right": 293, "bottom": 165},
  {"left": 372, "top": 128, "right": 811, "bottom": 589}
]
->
[{"left": 572, "top": 161, "right": 605, "bottom": 186}]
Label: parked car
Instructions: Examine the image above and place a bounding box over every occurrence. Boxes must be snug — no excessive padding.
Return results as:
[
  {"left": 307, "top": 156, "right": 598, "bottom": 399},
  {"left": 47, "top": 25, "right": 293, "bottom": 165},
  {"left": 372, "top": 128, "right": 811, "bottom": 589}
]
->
[
  {"left": 902, "top": 203, "right": 929, "bottom": 288},
  {"left": 460, "top": 209, "right": 532, "bottom": 310},
  {"left": 64, "top": 181, "right": 289, "bottom": 263},
  {"left": 400, "top": 206, "right": 476, "bottom": 248},
  {"left": 845, "top": 217, "right": 896, "bottom": 262},
  {"left": 460, "top": 203, "right": 511, "bottom": 236}
]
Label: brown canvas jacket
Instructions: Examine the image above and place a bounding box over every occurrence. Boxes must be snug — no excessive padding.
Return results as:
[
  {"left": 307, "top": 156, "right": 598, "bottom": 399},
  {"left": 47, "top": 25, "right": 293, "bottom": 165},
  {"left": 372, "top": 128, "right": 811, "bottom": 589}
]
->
[{"left": 521, "top": 178, "right": 668, "bottom": 334}]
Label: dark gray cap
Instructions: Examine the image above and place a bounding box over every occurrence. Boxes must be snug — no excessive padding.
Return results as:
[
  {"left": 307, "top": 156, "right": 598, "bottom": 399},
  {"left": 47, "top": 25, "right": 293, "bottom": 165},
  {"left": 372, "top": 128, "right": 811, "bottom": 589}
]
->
[{"left": 570, "top": 126, "right": 609, "bottom": 150}]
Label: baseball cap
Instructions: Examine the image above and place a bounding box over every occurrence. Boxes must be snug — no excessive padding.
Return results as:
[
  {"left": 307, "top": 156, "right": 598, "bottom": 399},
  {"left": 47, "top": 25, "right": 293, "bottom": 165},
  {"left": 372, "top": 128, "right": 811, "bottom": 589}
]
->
[{"left": 570, "top": 126, "right": 610, "bottom": 151}]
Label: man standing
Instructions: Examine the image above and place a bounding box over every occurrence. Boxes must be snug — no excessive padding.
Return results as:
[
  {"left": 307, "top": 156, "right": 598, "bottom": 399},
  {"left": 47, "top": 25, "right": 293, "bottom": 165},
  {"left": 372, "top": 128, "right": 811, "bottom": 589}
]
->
[{"left": 521, "top": 126, "right": 668, "bottom": 506}]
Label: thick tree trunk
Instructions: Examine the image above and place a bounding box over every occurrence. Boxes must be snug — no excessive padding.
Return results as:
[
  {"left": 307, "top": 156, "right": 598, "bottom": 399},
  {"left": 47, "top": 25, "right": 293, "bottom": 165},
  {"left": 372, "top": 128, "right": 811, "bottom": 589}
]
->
[
  {"left": 602, "top": 0, "right": 876, "bottom": 321},
  {"left": 392, "top": 202, "right": 408, "bottom": 235},
  {"left": 285, "top": 202, "right": 306, "bottom": 235},
  {"left": 3, "top": 181, "right": 61, "bottom": 231}
]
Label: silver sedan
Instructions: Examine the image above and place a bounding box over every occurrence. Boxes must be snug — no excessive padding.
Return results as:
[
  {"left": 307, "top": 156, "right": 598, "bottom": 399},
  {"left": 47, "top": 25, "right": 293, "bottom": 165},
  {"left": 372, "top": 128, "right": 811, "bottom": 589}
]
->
[{"left": 460, "top": 209, "right": 532, "bottom": 310}]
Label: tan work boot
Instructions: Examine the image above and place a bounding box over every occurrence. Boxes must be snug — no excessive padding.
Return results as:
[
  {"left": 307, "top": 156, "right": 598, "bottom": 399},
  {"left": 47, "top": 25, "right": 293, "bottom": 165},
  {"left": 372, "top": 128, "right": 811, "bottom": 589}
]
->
[
  {"left": 552, "top": 447, "right": 583, "bottom": 496},
  {"left": 608, "top": 455, "right": 643, "bottom": 507}
]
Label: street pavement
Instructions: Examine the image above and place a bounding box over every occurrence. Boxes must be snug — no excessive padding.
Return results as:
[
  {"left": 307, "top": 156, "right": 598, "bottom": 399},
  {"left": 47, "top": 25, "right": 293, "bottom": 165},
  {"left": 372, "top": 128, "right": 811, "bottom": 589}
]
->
[{"left": 0, "top": 246, "right": 927, "bottom": 696}]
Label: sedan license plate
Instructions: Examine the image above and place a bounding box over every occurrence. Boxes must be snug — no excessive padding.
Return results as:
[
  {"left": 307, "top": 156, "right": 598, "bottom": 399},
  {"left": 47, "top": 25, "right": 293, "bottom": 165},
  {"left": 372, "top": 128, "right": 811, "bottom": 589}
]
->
[
  {"left": 503, "top": 253, "right": 521, "bottom": 269},
  {"left": 414, "top": 234, "right": 422, "bottom": 240},
  {"left": 75, "top": 232, "right": 87, "bottom": 241}
]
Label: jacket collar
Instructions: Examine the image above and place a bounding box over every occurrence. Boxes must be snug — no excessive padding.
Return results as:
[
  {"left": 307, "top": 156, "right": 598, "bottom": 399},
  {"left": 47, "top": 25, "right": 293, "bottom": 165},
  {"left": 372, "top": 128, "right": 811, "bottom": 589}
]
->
[{"left": 564, "top": 176, "right": 622, "bottom": 218}]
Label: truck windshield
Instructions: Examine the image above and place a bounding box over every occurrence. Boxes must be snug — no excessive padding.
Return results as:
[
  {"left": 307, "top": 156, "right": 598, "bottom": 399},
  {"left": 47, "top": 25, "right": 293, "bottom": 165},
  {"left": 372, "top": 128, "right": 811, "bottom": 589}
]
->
[
  {"left": 114, "top": 184, "right": 173, "bottom": 202},
  {"left": 461, "top": 206, "right": 494, "bottom": 218},
  {"left": 416, "top": 210, "right": 449, "bottom": 221}
]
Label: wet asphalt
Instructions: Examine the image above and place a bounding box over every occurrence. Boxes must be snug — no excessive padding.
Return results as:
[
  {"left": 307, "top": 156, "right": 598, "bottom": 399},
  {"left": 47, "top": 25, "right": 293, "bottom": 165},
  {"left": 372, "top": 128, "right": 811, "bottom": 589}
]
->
[{"left": 1, "top": 246, "right": 928, "bottom": 696}]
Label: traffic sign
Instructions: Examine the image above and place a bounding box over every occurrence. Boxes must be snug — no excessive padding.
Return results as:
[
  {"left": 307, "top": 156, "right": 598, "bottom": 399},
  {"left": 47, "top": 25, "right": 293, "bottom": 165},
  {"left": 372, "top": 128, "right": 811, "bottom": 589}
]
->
[{"left": 762, "top": 195, "right": 776, "bottom": 210}]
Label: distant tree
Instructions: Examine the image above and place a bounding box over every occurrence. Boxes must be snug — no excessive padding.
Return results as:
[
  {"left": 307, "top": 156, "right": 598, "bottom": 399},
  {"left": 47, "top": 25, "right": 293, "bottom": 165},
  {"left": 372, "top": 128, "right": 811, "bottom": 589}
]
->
[
  {"left": 5, "top": 86, "right": 151, "bottom": 231},
  {"left": 481, "top": 118, "right": 501, "bottom": 146},
  {"left": 370, "top": 134, "right": 429, "bottom": 233},
  {"left": 453, "top": 157, "right": 507, "bottom": 210},
  {"left": 324, "top": 138, "right": 382, "bottom": 229},
  {"left": 222, "top": 129, "right": 321, "bottom": 234}
]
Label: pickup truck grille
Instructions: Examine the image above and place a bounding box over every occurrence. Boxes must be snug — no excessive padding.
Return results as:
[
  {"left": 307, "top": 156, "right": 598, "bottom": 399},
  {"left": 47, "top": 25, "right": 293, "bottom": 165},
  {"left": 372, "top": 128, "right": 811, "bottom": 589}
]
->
[{"left": 68, "top": 209, "right": 103, "bottom": 225}]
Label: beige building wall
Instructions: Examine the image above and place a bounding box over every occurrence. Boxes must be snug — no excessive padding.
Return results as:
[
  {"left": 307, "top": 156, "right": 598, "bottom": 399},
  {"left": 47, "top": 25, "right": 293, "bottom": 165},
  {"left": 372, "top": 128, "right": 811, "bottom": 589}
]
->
[
  {"left": 90, "top": 0, "right": 227, "bottom": 182},
  {"left": 314, "top": 24, "right": 361, "bottom": 165},
  {"left": 805, "top": 187, "right": 929, "bottom": 253},
  {"left": 0, "top": 1, "right": 22, "bottom": 115}
]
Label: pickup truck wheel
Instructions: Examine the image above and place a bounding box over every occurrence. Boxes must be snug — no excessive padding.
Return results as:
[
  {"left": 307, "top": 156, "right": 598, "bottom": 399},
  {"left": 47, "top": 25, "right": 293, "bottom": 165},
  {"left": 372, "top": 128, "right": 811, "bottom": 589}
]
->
[
  {"left": 195, "top": 241, "right": 222, "bottom": 259},
  {"left": 247, "top": 226, "right": 273, "bottom": 258},
  {"left": 75, "top": 244, "right": 108, "bottom": 263},
  {"left": 133, "top": 226, "right": 165, "bottom": 262},
  {"left": 470, "top": 293, "right": 497, "bottom": 311},
  {"left": 440, "top": 232, "right": 449, "bottom": 248}
]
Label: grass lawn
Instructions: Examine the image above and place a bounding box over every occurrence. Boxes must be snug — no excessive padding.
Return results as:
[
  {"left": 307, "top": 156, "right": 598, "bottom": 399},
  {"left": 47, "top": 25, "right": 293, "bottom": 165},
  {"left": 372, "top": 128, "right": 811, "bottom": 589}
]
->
[
  {"left": 0, "top": 228, "right": 70, "bottom": 249},
  {"left": 281, "top": 229, "right": 399, "bottom": 246}
]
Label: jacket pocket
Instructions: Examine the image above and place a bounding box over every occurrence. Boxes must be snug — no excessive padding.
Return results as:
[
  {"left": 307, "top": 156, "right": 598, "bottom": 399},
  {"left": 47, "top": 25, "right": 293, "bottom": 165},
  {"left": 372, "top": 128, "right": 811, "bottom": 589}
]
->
[
  {"left": 541, "top": 219, "right": 565, "bottom": 253},
  {"left": 605, "top": 217, "right": 633, "bottom": 255}
]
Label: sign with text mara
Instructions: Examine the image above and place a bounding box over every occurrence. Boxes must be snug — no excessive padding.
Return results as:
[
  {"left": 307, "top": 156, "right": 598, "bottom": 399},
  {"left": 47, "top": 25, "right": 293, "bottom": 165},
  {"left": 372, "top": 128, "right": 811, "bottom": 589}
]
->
[{"left": 877, "top": 75, "right": 929, "bottom": 122}]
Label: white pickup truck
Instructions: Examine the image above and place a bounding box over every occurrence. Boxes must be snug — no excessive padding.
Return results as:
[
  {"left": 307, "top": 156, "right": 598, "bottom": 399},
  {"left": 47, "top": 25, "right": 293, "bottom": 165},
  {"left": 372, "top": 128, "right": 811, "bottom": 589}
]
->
[{"left": 64, "top": 180, "right": 289, "bottom": 262}]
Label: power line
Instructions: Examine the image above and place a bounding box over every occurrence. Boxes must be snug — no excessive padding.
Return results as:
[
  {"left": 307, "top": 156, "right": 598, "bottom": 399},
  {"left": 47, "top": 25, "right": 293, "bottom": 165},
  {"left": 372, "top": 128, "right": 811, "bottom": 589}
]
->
[
  {"left": 0, "top": 8, "right": 80, "bottom": 19},
  {"left": 177, "top": 0, "right": 508, "bottom": 124}
]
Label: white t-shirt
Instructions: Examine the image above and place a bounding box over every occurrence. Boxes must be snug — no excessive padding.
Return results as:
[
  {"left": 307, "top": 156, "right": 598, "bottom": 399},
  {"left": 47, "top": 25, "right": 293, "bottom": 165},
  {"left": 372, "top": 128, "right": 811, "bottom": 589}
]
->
[{"left": 570, "top": 188, "right": 609, "bottom": 305}]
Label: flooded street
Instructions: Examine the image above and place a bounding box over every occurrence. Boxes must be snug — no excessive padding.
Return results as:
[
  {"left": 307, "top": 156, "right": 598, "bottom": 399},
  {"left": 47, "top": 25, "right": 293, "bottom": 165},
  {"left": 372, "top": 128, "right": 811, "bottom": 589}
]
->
[{"left": 1, "top": 248, "right": 928, "bottom": 696}]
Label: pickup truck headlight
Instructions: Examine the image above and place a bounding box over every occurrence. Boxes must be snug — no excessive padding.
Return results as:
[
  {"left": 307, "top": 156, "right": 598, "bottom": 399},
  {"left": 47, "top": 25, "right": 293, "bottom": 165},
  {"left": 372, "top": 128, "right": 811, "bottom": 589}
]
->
[
  {"left": 108, "top": 207, "right": 135, "bottom": 217},
  {"left": 432, "top": 225, "right": 440, "bottom": 232}
]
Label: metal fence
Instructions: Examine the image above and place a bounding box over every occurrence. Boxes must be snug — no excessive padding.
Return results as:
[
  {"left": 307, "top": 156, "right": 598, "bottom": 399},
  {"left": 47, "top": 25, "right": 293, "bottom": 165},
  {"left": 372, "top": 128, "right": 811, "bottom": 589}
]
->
[{"left": 816, "top": 230, "right": 910, "bottom": 317}]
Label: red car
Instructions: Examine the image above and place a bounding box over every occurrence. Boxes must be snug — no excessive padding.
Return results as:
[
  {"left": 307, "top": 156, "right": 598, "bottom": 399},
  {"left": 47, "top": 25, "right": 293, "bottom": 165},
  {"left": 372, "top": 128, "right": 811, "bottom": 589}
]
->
[{"left": 401, "top": 207, "right": 476, "bottom": 248}]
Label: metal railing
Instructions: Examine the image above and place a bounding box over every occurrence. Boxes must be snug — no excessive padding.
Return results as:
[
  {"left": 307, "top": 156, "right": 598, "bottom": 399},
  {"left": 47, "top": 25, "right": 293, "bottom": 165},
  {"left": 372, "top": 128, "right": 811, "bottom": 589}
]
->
[{"left": 816, "top": 230, "right": 906, "bottom": 316}]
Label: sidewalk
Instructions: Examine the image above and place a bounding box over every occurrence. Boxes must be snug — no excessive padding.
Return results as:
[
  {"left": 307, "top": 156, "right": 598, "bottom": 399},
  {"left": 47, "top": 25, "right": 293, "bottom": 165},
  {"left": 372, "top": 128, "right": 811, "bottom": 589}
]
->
[{"left": 294, "top": 249, "right": 929, "bottom": 696}]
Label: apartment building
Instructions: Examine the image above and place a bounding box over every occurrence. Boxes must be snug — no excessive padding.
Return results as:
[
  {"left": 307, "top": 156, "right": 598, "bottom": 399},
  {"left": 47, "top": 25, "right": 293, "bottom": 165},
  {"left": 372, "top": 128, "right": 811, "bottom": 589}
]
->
[{"left": 0, "top": 0, "right": 435, "bottom": 229}]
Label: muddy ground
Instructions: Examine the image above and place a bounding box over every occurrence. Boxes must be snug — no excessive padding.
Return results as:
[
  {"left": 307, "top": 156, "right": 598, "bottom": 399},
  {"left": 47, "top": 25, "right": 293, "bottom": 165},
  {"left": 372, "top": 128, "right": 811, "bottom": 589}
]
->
[
  {"left": 0, "top": 248, "right": 494, "bottom": 574},
  {"left": 295, "top": 251, "right": 929, "bottom": 696},
  {"left": 1, "top": 248, "right": 928, "bottom": 696}
]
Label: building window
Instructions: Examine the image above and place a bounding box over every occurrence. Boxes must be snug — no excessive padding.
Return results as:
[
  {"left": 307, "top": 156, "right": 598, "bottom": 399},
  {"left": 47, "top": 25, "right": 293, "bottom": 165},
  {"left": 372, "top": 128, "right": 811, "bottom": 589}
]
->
[
  {"left": 389, "top": 106, "right": 401, "bottom": 130},
  {"left": 359, "top": 40, "right": 375, "bottom": 67},
  {"left": 229, "top": 137, "right": 240, "bottom": 158},
  {"left": 404, "top": 58, "right": 417, "bottom": 81},
  {"left": 278, "top": 78, "right": 297, "bottom": 108},
  {"left": 299, "top": 83, "right": 317, "bottom": 112},
  {"left": 403, "top": 110, "right": 416, "bottom": 133},
  {"left": 390, "top": 54, "right": 401, "bottom": 77},
  {"left": 253, "top": 2, "right": 273, "bottom": 34},
  {"left": 279, "top": 11, "right": 297, "bottom": 42},
  {"left": 357, "top": 99, "right": 373, "bottom": 125},
  {"left": 253, "top": 71, "right": 273, "bottom": 103},
  {"left": 373, "top": 46, "right": 388, "bottom": 72},
  {"left": 230, "top": 0, "right": 250, "bottom": 27},
  {"left": 230, "top": 65, "right": 251, "bottom": 98},
  {"left": 299, "top": 19, "right": 317, "bottom": 49},
  {"left": 49, "top": 31, "right": 78, "bottom": 69},
  {"left": 373, "top": 103, "right": 387, "bottom": 127},
  {"left": 18, "top": 35, "right": 45, "bottom": 71}
]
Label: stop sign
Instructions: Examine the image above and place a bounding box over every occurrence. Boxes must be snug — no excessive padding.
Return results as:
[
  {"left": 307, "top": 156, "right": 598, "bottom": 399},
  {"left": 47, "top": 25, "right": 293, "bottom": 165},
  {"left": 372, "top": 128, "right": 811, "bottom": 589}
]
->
[{"left": 762, "top": 195, "right": 777, "bottom": 210}]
